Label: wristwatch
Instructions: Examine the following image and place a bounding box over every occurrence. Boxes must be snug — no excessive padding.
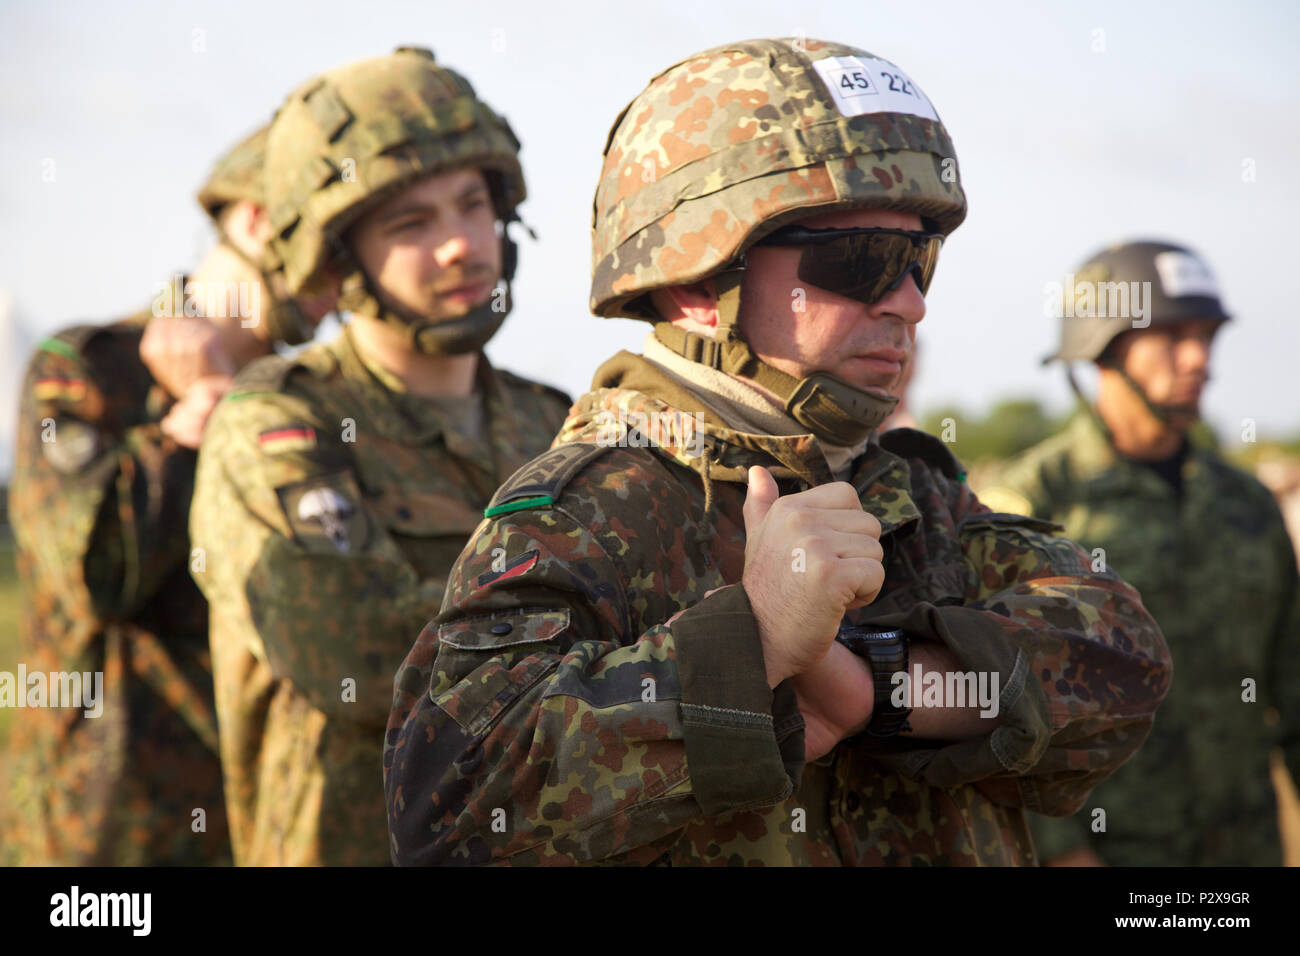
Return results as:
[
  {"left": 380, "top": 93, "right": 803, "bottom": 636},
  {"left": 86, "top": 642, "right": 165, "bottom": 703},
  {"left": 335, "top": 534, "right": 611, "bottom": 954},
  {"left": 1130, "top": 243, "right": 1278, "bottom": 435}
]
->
[{"left": 835, "top": 624, "right": 912, "bottom": 738}]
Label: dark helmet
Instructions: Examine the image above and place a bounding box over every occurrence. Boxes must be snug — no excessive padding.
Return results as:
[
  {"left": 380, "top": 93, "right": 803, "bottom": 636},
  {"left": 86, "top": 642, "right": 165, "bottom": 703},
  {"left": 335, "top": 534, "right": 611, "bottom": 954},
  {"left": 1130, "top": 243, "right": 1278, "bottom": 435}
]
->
[{"left": 1044, "top": 240, "right": 1231, "bottom": 365}]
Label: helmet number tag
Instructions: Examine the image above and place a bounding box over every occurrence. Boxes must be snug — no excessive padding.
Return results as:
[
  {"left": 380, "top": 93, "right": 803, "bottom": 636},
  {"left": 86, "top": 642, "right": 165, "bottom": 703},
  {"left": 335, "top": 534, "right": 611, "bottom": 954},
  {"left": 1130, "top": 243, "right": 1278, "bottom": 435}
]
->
[
  {"left": 812, "top": 56, "right": 938, "bottom": 122},
  {"left": 1153, "top": 251, "right": 1222, "bottom": 300}
]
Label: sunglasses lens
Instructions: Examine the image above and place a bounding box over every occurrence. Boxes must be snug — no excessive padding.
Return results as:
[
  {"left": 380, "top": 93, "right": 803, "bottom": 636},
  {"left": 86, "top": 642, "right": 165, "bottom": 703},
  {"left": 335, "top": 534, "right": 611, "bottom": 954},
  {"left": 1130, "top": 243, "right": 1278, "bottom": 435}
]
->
[
  {"left": 918, "top": 236, "right": 941, "bottom": 295},
  {"left": 794, "top": 233, "right": 940, "bottom": 305}
]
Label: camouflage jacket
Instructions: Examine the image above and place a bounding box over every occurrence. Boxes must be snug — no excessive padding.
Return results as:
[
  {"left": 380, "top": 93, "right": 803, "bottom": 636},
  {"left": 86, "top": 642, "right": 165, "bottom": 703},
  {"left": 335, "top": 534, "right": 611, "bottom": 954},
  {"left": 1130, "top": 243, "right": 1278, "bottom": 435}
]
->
[
  {"left": 384, "top": 352, "right": 1171, "bottom": 866},
  {"left": 4, "top": 311, "right": 231, "bottom": 865},
  {"left": 982, "top": 408, "right": 1300, "bottom": 865},
  {"left": 189, "top": 327, "right": 570, "bottom": 866}
]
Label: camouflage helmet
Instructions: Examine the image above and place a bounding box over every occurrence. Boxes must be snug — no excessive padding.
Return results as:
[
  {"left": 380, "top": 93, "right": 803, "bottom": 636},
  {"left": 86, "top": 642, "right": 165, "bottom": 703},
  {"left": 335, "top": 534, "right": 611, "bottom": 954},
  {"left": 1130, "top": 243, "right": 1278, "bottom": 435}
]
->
[
  {"left": 591, "top": 37, "right": 965, "bottom": 320},
  {"left": 197, "top": 125, "right": 269, "bottom": 221},
  {"left": 1044, "top": 239, "right": 1232, "bottom": 365},
  {"left": 590, "top": 37, "right": 965, "bottom": 445},
  {"left": 196, "top": 124, "right": 319, "bottom": 347},
  {"left": 267, "top": 46, "right": 524, "bottom": 293}
]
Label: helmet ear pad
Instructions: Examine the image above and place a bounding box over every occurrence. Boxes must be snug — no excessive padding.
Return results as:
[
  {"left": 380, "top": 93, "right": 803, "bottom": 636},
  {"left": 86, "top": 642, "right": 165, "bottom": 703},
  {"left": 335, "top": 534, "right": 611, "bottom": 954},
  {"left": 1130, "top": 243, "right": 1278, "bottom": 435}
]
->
[
  {"left": 1095, "top": 334, "right": 1125, "bottom": 369},
  {"left": 480, "top": 168, "right": 515, "bottom": 222},
  {"left": 480, "top": 167, "right": 521, "bottom": 282},
  {"left": 501, "top": 229, "right": 519, "bottom": 283}
]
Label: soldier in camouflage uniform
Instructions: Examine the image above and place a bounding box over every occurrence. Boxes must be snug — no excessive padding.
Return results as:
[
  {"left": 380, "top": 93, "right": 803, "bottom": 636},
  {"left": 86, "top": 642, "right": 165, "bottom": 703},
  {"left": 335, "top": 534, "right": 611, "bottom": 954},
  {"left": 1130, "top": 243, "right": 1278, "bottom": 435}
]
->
[
  {"left": 981, "top": 241, "right": 1300, "bottom": 866},
  {"left": 3, "top": 125, "right": 326, "bottom": 865},
  {"left": 384, "top": 38, "right": 1171, "bottom": 866},
  {"left": 189, "top": 47, "right": 571, "bottom": 866}
]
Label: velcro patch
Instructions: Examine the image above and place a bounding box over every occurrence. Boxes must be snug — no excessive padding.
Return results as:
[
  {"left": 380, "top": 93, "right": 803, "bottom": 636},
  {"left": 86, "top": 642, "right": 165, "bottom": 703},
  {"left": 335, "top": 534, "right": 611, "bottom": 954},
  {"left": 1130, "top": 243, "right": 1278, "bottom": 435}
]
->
[
  {"left": 278, "top": 471, "right": 370, "bottom": 555},
  {"left": 475, "top": 550, "right": 539, "bottom": 591},
  {"left": 259, "top": 426, "right": 318, "bottom": 455},
  {"left": 40, "top": 418, "right": 100, "bottom": 474},
  {"left": 33, "top": 377, "right": 88, "bottom": 403}
]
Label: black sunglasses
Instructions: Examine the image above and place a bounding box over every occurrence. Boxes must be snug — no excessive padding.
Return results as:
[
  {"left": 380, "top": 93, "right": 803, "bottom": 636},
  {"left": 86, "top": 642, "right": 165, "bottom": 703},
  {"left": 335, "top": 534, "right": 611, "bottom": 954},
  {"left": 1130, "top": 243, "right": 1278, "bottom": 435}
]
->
[{"left": 752, "top": 224, "right": 944, "bottom": 305}]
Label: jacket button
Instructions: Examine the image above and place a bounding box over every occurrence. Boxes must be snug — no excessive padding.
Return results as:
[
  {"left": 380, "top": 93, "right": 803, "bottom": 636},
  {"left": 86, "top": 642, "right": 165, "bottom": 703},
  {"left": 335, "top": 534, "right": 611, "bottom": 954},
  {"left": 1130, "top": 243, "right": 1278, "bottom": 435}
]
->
[{"left": 490, "top": 622, "right": 513, "bottom": 635}]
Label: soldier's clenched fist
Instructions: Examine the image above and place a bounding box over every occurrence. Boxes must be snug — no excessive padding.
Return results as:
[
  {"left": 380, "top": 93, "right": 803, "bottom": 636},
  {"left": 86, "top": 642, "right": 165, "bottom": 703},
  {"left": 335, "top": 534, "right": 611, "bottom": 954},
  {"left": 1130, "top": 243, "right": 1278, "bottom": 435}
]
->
[
  {"left": 140, "top": 315, "right": 236, "bottom": 400},
  {"left": 741, "top": 465, "right": 885, "bottom": 688}
]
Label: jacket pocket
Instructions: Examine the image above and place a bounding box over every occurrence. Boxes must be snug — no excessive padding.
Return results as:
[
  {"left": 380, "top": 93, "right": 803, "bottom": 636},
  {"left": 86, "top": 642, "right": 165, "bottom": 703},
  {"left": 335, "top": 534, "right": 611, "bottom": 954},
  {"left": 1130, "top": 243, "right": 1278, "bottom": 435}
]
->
[{"left": 433, "top": 609, "right": 570, "bottom": 736}]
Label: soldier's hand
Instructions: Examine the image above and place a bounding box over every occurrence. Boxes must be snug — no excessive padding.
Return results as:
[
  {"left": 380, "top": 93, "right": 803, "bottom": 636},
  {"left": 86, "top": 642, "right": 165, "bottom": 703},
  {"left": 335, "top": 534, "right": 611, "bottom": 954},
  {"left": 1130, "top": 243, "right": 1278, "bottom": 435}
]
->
[
  {"left": 140, "top": 316, "right": 236, "bottom": 399},
  {"left": 160, "top": 374, "right": 234, "bottom": 449},
  {"left": 792, "top": 641, "right": 875, "bottom": 759},
  {"left": 741, "top": 465, "right": 884, "bottom": 688}
]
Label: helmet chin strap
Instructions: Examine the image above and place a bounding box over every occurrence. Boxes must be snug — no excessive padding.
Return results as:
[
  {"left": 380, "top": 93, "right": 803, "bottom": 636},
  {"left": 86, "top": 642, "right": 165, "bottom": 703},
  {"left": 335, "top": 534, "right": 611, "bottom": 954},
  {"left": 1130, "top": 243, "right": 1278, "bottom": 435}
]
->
[
  {"left": 217, "top": 238, "right": 317, "bottom": 347},
  {"left": 1113, "top": 367, "right": 1197, "bottom": 424},
  {"left": 335, "top": 233, "right": 516, "bottom": 356},
  {"left": 1065, "top": 364, "right": 1195, "bottom": 449},
  {"left": 1088, "top": 356, "right": 1195, "bottom": 426},
  {"left": 653, "top": 268, "right": 898, "bottom": 447}
]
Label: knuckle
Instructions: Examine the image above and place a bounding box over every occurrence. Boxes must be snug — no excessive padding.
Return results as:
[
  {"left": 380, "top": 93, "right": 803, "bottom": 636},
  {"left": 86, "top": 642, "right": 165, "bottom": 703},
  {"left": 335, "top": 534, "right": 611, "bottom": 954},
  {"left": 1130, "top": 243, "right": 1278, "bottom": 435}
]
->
[{"left": 786, "top": 507, "right": 813, "bottom": 535}]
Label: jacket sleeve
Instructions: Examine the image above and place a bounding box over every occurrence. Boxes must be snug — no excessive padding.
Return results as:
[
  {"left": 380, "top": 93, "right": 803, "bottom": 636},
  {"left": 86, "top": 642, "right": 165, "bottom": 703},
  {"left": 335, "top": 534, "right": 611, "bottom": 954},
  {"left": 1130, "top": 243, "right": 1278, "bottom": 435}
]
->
[
  {"left": 853, "top": 474, "right": 1172, "bottom": 818},
  {"left": 189, "top": 388, "right": 443, "bottom": 728},
  {"left": 9, "top": 334, "right": 195, "bottom": 646},
  {"left": 1265, "top": 524, "right": 1300, "bottom": 785},
  {"left": 384, "top": 503, "right": 805, "bottom": 866}
]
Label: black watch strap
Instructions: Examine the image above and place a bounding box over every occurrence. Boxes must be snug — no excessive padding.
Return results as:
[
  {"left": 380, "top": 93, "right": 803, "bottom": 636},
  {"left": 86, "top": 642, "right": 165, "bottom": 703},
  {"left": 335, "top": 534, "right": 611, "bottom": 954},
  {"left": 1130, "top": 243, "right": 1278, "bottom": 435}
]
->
[{"left": 835, "top": 625, "right": 912, "bottom": 738}]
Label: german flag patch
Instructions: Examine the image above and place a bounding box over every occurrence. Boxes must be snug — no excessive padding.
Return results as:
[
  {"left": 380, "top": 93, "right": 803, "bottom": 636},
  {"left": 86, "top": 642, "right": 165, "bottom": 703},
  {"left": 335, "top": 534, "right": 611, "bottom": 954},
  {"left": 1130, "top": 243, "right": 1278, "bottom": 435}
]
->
[
  {"left": 258, "top": 425, "right": 318, "bottom": 455},
  {"left": 475, "top": 549, "right": 539, "bottom": 591},
  {"left": 33, "top": 377, "right": 88, "bottom": 403}
]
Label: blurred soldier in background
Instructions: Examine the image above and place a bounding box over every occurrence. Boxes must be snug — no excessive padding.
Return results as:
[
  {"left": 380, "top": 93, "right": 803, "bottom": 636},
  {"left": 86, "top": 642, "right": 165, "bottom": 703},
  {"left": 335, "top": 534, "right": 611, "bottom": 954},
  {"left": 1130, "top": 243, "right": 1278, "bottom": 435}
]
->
[
  {"left": 383, "top": 37, "right": 1170, "bottom": 866},
  {"left": 982, "top": 240, "right": 1300, "bottom": 865},
  {"left": 189, "top": 47, "right": 570, "bottom": 865},
  {"left": 3, "top": 125, "right": 329, "bottom": 865}
]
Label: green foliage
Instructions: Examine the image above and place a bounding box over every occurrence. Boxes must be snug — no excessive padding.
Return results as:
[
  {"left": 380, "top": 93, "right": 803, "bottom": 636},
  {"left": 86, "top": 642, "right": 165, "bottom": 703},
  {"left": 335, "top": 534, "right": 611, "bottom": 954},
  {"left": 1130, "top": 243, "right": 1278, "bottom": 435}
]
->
[
  {"left": 919, "top": 398, "right": 1070, "bottom": 464},
  {"left": 921, "top": 399, "right": 1300, "bottom": 471}
]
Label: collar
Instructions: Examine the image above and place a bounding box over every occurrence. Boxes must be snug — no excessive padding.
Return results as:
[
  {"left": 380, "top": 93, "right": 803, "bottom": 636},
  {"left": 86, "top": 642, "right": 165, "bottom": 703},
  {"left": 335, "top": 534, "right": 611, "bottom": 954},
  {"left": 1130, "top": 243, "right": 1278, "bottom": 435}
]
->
[
  {"left": 640, "top": 331, "right": 868, "bottom": 480},
  {"left": 319, "top": 327, "right": 498, "bottom": 466},
  {"left": 1064, "top": 404, "right": 1212, "bottom": 494},
  {"left": 567, "top": 350, "right": 922, "bottom": 536}
]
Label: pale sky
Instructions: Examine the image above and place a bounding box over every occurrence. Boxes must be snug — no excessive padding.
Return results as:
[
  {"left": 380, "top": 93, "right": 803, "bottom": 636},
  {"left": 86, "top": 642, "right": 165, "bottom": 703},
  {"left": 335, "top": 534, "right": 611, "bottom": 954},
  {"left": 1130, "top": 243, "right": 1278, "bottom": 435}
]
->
[{"left": 2, "top": 0, "right": 1298, "bottom": 478}]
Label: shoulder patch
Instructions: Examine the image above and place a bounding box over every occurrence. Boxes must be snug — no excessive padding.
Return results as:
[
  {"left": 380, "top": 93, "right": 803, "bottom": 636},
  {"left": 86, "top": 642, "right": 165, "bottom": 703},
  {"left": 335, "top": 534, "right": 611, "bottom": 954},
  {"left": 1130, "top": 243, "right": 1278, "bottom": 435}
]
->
[
  {"left": 259, "top": 425, "right": 318, "bottom": 454},
  {"left": 475, "top": 550, "right": 540, "bottom": 590},
  {"left": 278, "top": 471, "right": 370, "bottom": 554},
  {"left": 40, "top": 418, "right": 102, "bottom": 473},
  {"left": 33, "top": 376, "right": 89, "bottom": 403},
  {"left": 879, "top": 426, "right": 965, "bottom": 481},
  {"left": 484, "top": 442, "right": 612, "bottom": 518}
]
